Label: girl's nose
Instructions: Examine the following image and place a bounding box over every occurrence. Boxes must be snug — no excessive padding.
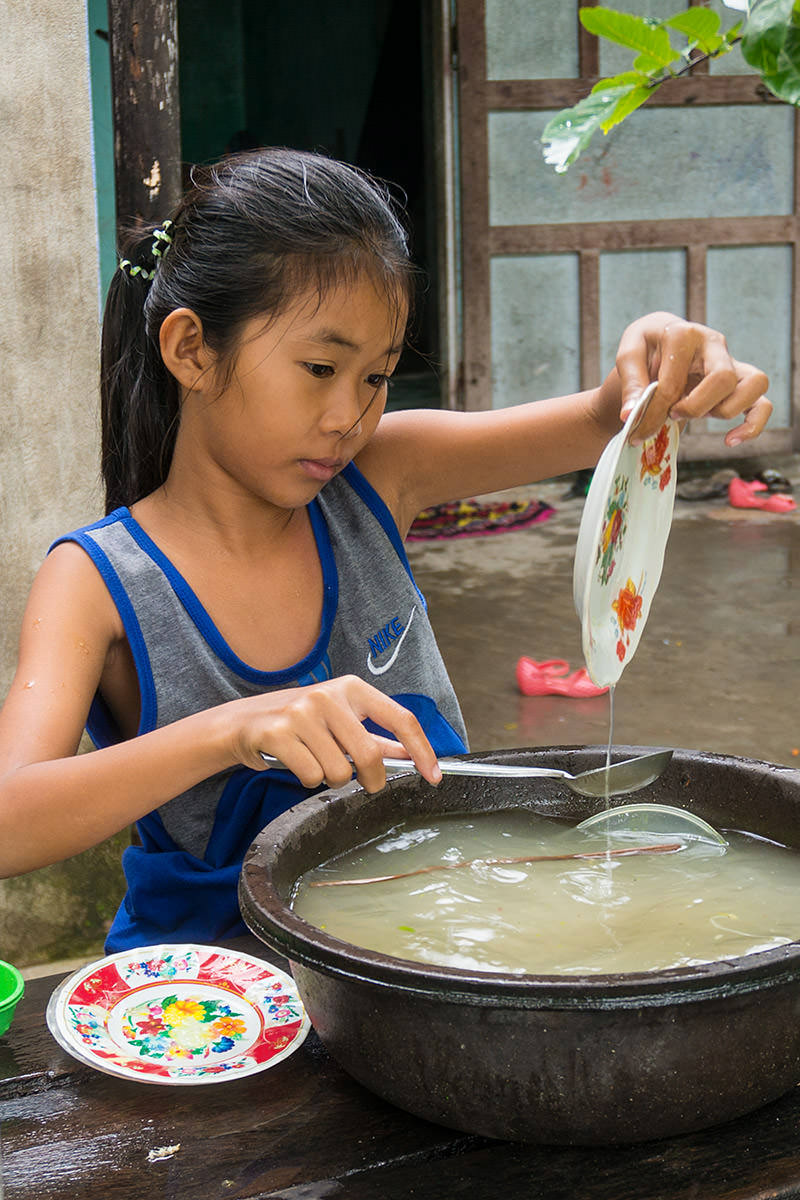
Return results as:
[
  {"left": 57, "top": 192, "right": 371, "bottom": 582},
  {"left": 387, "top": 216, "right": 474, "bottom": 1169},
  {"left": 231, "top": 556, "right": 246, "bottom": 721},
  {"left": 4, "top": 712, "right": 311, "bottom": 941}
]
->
[{"left": 320, "top": 380, "right": 366, "bottom": 438}]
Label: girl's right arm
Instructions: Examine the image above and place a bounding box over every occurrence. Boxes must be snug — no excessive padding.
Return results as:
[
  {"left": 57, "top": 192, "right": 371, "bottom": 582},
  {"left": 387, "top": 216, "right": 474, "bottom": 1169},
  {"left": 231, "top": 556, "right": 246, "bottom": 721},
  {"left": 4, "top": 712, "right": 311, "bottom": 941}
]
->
[{"left": 0, "top": 544, "right": 440, "bottom": 877}]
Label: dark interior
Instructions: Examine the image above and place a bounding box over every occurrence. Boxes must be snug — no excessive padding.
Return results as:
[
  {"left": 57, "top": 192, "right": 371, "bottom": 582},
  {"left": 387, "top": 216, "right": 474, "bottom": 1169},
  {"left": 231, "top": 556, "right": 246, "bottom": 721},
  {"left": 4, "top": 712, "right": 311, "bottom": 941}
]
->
[{"left": 177, "top": 0, "right": 439, "bottom": 397}]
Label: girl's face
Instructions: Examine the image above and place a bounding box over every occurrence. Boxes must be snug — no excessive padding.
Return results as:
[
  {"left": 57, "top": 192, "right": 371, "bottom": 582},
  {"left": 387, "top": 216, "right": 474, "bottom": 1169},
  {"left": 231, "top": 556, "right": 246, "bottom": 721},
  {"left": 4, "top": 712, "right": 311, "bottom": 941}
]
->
[{"left": 181, "top": 274, "right": 407, "bottom": 510}]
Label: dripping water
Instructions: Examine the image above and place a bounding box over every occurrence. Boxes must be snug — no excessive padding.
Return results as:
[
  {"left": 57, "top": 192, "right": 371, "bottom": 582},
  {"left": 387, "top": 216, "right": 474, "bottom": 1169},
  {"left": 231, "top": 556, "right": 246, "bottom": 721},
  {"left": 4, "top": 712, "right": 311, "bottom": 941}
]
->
[
  {"left": 600, "top": 684, "right": 618, "bottom": 919},
  {"left": 604, "top": 683, "right": 616, "bottom": 786}
]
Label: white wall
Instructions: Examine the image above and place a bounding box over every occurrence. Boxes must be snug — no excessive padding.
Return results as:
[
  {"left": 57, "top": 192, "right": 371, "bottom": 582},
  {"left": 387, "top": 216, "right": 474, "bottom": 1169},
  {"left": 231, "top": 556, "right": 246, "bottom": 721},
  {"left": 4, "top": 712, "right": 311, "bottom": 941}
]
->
[
  {"left": 0, "top": 1, "right": 117, "bottom": 968},
  {"left": 0, "top": 0, "right": 103, "bottom": 699}
]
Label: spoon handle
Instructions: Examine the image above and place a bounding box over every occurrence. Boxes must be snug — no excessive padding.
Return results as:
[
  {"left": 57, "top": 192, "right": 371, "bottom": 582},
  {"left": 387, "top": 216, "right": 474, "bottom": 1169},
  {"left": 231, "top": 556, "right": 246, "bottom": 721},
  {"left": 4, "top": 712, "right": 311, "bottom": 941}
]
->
[
  {"left": 384, "top": 758, "right": 573, "bottom": 779},
  {"left": 259, "top": 752, "right": 571, "bottom": 780}
]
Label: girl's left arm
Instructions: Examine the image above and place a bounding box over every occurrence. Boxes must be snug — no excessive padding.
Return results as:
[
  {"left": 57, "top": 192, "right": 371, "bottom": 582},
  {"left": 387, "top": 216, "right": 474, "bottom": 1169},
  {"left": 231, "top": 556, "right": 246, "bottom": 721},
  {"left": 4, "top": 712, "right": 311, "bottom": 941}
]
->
[{"left": 358, "top": 314, "right": 771, "bottom": 534}]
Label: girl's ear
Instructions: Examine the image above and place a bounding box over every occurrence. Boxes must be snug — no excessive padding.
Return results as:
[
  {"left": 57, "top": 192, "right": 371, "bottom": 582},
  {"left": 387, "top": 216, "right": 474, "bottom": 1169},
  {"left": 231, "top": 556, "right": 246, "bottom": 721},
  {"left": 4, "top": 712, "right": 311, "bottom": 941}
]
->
[{"left": 159, "top": 308, "right": 217, "bottom": 392}]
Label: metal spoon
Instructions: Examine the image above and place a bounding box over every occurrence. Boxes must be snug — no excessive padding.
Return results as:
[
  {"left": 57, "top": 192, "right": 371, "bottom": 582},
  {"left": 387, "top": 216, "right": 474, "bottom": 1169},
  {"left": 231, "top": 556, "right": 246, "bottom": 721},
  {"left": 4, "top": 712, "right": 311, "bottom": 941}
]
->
[{"left": 258, "top": 749, "right": 673, "bottom": 799}]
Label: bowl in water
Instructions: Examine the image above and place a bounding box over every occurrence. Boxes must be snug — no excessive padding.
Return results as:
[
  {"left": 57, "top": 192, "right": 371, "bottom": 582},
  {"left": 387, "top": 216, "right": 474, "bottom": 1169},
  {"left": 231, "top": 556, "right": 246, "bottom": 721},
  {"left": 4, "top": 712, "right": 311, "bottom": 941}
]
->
[
  {"left": 239, "top": 746, "right": 800, "bottom": 1145},
  {"left": 0, "top": 960, "right": 24, "bottom": 1036}
]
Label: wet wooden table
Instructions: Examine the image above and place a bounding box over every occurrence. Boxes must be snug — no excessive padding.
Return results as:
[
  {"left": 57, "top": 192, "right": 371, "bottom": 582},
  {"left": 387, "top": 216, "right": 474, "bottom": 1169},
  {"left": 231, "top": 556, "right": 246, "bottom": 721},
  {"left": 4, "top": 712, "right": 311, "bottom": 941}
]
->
[{"left": 4, "top": 935, "right": 800, "bottom": 1199}]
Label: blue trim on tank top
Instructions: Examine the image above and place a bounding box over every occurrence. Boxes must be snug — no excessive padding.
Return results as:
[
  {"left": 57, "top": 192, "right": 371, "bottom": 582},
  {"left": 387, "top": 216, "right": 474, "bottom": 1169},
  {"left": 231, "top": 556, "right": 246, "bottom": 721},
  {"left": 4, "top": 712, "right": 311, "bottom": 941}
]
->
[
  {"left": 50, "top": 468, "right": 426, "bottom": 735},
  {"left": 340, "top": 462, "right": 427, "bottom": 609},
  {"left": 112, "top": 505, "right": 339, "bottom": 686},
  {"left": 49, "top": 528, "right": 158, "bottom": 735}
]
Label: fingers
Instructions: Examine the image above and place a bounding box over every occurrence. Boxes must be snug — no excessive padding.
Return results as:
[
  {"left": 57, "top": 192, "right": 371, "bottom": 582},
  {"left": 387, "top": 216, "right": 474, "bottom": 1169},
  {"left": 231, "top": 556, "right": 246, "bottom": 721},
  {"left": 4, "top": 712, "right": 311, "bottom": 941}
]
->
[
  {"left": 237, "top": 677, "right": 442, "bottom": 795},
  {"left": 323, "top": 680, "right": 442, "bottom": 792},
  {"left": 688, "top": 357, "right": 772, "bottom": 446},
  {"left": 724, "top": 392, "right": 773, "bottom": 447},
  {"left": 655, "top": 324, "right": 736, "bottom": 418},
  {"left": 615, "top": 313, "right": 771, "bottom": 447},
  {"left": 616, "top": 311, "right": 674, "bottom": 421}
]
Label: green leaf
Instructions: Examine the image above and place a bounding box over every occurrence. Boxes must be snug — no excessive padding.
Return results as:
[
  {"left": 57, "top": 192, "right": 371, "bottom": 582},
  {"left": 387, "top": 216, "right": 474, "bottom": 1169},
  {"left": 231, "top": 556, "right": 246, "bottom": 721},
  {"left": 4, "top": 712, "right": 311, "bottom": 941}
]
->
[
  {"left": 760, "top": 64, "right": 800, "bottom": 101},
  {"left": 580, "top": 7, "right": 681, "bottom": 68},
  {"left": 541, "top": 84, "right": 637, "bottom": 172},
  {"left": 591, "top": 71, "right": 648, "bottom": 92},
  {"left": 741, "top": 0, "right": 795, "bottom": 74},
  {"left": 601, "top": 84, "right": 653, "bottom": 132},
  {"left": 742, "top": 0, "right": 800, "bottom": 101},
  {"left": 632, "top": 51, "right": 671, "bottom": 74},
  {"left": 664, "top": 9, "right": 724, "bottom": 54},
  {"left": 760, "top": 25, "right": 800, "bottom": 101},
  {"left": 722, "top": 20, "right": 744, "bottom": 43}
]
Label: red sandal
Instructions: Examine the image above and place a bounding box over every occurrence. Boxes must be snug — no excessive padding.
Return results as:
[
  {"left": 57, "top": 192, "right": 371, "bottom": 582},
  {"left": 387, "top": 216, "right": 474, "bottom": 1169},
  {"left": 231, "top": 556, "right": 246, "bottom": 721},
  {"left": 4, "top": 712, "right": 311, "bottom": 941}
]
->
[
  {"left": 728, "top": 478, "right": 797, "bottom": 514},
  {"left": 516, "top": 658, "right": 608, "bottom": 698}
]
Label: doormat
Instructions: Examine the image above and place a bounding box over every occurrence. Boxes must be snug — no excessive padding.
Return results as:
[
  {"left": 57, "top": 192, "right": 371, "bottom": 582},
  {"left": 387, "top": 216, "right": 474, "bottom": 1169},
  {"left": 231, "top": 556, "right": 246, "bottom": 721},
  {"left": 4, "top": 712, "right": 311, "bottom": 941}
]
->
[{"left": 407, "top": 498, "right": 555, "bottom": 541}]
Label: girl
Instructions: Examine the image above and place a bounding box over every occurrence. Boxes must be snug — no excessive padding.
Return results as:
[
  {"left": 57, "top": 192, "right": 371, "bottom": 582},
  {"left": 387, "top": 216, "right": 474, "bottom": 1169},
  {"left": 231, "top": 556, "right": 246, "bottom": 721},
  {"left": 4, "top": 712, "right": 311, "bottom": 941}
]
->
[{"left": 0, "top": 149, "right": 770, "bottom": 951}]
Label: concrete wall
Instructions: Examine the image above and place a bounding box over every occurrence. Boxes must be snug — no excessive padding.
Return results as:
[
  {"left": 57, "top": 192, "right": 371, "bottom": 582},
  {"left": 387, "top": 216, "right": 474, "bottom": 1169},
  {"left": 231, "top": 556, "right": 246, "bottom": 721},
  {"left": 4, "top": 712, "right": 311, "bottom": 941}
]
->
[{"left": 0, "top": 0, "right": 127, "bottom": 968}]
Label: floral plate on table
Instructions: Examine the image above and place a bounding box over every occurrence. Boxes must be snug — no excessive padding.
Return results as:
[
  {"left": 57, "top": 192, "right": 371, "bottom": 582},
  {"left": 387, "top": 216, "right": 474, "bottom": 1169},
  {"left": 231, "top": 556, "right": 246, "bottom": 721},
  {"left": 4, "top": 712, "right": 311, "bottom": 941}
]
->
[
  {"left": 45, "top": 943, "right": 309, "bottom": 1084},
  {"left": 573, "top": 382, "right": 680, "bottom": 687}
]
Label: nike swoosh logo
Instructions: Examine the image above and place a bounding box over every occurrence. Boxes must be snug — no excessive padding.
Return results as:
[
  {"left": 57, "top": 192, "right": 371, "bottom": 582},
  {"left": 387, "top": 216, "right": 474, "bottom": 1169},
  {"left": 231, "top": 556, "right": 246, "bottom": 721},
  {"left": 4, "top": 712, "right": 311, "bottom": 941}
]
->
[{"left": 366, "top": 606, "right": 417, "bottom": 676}]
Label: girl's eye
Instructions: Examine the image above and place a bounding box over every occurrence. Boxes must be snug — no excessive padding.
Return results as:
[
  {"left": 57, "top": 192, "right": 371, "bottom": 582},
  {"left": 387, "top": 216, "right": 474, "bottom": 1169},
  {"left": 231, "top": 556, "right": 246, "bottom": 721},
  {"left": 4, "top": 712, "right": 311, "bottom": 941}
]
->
[
  {"left": 304, "top": 362, "right": 334, "bottom": 378},
  {"left": 366, "top": 373, "right": 391, "bottom": 389}
]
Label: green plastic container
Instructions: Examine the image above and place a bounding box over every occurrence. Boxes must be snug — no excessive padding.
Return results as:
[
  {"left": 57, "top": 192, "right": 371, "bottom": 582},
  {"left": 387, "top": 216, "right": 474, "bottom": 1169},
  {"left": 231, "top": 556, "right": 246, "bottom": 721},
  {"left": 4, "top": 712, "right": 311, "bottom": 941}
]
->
[{"left": 0, "top": 960, "right": 24, "bottom": 1036}]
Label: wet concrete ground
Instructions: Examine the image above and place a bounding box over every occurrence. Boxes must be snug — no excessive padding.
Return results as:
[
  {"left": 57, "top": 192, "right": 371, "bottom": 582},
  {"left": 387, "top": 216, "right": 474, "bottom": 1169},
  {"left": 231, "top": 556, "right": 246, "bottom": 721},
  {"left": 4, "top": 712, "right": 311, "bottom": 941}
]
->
[{"left": 407, "top": 462, "right": 800, "bottom": 770}]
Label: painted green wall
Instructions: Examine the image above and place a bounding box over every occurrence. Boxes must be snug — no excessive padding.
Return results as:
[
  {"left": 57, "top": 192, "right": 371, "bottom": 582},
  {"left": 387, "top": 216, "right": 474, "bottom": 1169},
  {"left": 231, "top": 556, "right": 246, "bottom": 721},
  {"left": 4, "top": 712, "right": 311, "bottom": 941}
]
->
[{"left": 87, "top": 0, "right": 116, "bottom": 305}]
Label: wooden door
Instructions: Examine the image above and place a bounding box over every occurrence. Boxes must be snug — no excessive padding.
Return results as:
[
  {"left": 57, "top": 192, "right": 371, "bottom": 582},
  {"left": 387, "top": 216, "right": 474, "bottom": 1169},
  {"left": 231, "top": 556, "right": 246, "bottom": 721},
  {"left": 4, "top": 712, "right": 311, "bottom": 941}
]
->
[{"left": 454, "top": 0, "right": 799, "bottom": 458}]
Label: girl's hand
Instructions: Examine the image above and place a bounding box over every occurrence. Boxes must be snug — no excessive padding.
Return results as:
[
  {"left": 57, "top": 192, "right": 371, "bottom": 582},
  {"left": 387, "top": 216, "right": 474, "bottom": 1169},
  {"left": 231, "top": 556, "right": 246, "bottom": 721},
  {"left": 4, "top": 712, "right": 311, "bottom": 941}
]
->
[
  {"left": 225, "top": 676, "right": 443, "bottom": 794},
  {"left": 600, "top": 312, "right": 771, "bottom": 447}
]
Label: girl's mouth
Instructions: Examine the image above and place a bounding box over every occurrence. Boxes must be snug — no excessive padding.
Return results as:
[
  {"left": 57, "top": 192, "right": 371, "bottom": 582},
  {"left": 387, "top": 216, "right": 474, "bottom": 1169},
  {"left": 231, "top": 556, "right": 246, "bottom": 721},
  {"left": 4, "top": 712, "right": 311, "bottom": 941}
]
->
[{"left": 299, "top": 458, "right": 343, "bottom": 482}]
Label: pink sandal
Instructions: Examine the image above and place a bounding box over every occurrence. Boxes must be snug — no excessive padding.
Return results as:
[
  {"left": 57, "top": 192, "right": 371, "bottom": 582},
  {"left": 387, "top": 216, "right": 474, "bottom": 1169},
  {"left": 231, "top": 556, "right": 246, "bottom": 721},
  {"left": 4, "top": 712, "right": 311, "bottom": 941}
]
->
[
  {"left": 515, "top": 659, "right": 570, "bottom": 695},
  {"left": 516, "top": 658, "right": 608, "bottom": 698},
  {"left": 728, "top": 478, "right": 797, "bottom": 514}
]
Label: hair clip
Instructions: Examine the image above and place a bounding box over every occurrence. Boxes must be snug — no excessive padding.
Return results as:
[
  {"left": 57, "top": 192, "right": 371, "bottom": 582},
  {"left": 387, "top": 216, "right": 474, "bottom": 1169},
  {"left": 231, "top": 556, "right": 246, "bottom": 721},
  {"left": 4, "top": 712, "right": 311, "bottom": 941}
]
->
[
  {"left": 118, "top": 259, "right": 155, "bottom": 281},
  {"left": 118, "top": 220, "right": 174, "bottom": 280},
  {"left": 151, "top": 220, "right": 173, "bottom": 260}
]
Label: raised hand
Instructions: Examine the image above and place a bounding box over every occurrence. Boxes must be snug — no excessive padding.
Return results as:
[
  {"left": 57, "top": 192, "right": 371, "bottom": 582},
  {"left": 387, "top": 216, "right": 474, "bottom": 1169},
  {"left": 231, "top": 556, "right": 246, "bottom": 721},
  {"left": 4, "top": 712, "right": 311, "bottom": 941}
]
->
[{"left": 610, "top": 312, "right": 771, "bottom": 446}]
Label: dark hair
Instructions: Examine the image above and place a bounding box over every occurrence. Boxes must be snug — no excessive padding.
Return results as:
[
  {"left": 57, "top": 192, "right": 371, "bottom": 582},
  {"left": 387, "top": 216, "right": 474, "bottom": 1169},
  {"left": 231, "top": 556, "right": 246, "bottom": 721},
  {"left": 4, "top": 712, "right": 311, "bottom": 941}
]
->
[{"left": 101, "top": 148, "right": 415, "bottom": 513}]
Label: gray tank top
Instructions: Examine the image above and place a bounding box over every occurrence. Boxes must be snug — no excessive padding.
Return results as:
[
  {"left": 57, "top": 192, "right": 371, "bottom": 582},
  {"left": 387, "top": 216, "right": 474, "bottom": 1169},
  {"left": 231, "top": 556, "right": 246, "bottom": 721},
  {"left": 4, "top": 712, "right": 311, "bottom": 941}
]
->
[{"left": 54, "top": 463, "right": 467, "bottom": 859}]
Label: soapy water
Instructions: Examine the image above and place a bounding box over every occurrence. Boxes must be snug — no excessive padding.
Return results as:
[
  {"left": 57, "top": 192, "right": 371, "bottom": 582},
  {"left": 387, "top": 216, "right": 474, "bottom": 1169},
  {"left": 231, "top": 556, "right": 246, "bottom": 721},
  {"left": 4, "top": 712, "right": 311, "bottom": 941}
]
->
[{"left": 292, "top": 809, "right": 800, "bottom": 976}]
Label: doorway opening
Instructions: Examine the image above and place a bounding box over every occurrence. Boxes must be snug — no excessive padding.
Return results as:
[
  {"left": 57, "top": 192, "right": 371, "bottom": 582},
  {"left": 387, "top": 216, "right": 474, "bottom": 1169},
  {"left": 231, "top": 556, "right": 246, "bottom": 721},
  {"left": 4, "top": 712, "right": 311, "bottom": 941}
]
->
[{"left": 178, "top": 0, "right": 442, "bottom": 409}]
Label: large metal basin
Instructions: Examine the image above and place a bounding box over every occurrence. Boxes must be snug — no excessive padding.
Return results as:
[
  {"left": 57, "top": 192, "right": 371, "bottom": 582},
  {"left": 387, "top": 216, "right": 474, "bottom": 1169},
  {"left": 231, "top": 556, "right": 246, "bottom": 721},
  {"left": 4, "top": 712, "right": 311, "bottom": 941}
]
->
[{"left": 239, "top": 746, "right": 800, "bottom": 1145}]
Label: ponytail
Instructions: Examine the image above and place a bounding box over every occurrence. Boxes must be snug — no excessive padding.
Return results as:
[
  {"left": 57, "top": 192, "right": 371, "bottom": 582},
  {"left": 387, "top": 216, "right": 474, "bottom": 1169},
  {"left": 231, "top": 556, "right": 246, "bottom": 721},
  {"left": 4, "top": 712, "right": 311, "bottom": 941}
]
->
[{"left": 100, "top": 224, "right": 180, "bottom": 513}]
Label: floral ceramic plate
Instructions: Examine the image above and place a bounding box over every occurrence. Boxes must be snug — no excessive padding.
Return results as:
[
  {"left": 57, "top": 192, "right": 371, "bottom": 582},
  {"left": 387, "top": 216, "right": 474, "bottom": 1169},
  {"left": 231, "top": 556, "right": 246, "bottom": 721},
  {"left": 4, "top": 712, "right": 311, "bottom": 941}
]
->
[
  {"left": 45, "top": 943, "right": 309, "bottom": 1084},
  {"left": 573, "top": 383, "right": 680, "bottom": 687}
]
